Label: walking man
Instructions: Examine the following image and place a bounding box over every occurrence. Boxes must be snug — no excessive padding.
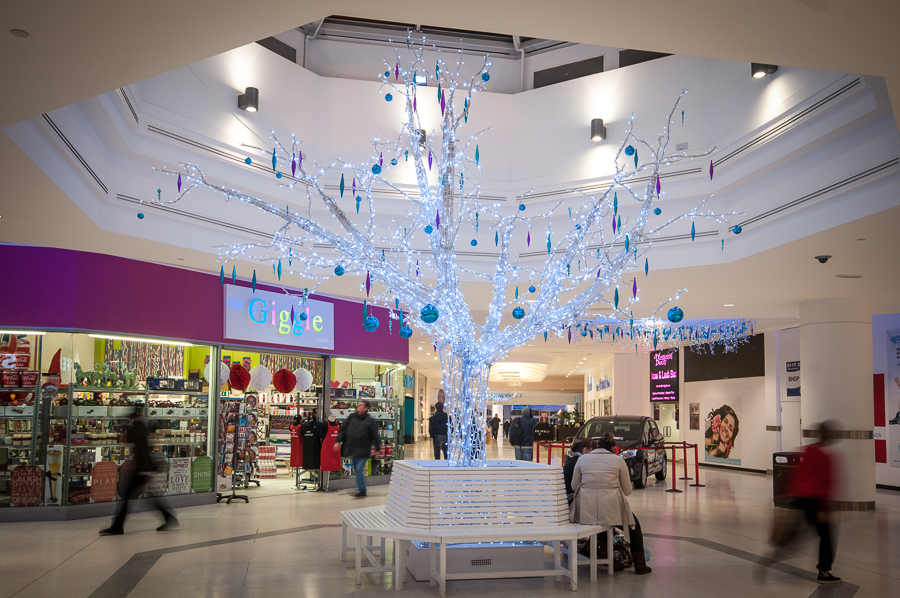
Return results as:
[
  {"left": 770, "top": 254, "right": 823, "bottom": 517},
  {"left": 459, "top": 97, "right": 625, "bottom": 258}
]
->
[
  {"left": 429, "top": 401, "right": 449, "bottom": 459},
  {"left": 334, "top": 400, "right": 381, "bottom": 497},
  {"left": 508, "top": 406, "right": 538, "bottom": 461}
]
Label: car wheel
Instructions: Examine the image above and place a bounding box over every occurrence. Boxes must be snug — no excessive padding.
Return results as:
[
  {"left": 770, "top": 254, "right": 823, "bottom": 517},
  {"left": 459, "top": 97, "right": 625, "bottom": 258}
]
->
[
  {"left": 634, "top": 462, "right": 648, "bottom": 489},
  {"left": 655, "top": 453, "right": 667, "bottom": 480}
]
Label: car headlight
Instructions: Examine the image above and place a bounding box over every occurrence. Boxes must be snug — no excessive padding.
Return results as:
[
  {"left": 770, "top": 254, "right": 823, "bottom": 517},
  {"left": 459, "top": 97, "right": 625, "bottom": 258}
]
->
[{"left": 619, "top": 449, "right": 638, "bottom": 459}]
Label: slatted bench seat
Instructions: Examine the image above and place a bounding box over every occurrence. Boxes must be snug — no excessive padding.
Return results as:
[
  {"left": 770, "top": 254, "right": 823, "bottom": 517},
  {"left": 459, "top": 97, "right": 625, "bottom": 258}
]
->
[{"left": 340, "top": 460, "right": 613, "bottom": 596}]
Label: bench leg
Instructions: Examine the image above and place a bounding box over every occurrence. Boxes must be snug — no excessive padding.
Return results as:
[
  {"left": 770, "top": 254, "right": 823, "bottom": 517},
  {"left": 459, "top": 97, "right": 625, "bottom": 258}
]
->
[
  {"left": 381, "top": 536, "right": 386, "bottom": 567},
  {"left": 607, "top": 528, "right": 614, "bottom": 576},
  {"left": 590, "top": 533, "right": 597, "bottom": 583},
  {"left": 394, "top": 538, "right": 403, "bottom": 591},
  {"left": 570, "top": 536, "right": 578, "bottom": 590},
  {"left": 341, "top": 522, "right": 347, "bottom": 562},
  {"left": 429, "top": 542, "right": 437, "bottom": 588},
  {"left": 554, "top": 540, "right": 561, "bottom": 581},
  {"left": 355, "top": 534, "right": 363, "bottom": 585},
  {"left": 439, "top": 541, "right": 447, "bottom": 598}
]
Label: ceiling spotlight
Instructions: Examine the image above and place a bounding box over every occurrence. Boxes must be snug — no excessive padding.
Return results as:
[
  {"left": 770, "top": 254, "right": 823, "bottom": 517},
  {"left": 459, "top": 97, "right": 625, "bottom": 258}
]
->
[
  {"left": 10, "top": 29, "right": 30, "bottom": 38},
  {"left": 238, "top": 87, "right": 259, "bottom": 112},
  {"left": 723, "top": 303, "right": 735, "bottom": 307},
  {"left": 591, "top": 118, "right": 607, "bottom": 141},
  {"left": 751, "top": 63, "right": 778, "bottom": 79},
  {"left": 815, "top": 255, "right": 832, "bottom": 264}
]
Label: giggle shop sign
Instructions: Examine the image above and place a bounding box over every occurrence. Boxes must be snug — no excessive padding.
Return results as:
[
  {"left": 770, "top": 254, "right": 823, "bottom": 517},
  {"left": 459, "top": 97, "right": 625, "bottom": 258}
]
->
[{"left": 224, "top": 286, "right": 334, "bottom": 350}]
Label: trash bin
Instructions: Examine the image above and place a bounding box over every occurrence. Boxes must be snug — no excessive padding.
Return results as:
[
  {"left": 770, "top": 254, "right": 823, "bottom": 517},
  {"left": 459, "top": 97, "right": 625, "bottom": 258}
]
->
[{"left": 772, "top": 452, "right": 801, "bottom": 507}]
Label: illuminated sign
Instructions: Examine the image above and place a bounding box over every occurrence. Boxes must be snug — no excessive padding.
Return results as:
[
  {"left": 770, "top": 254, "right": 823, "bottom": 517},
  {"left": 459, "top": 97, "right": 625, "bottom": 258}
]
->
[
  {"left": 650, "top": 348, "right": 679, "bottom": 402},
  {"left": 224, "top": 286, "right": 334, "bottom": 350}
]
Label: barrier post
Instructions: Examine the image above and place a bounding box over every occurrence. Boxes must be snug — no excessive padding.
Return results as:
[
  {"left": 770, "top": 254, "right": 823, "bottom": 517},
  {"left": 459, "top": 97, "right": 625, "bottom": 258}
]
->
[
  {"left": 665, "top": 445, "right": 682, "bottom": 493},
  {"left": 689, "top": 443, "right": 706, "bottom": 487},
  {"left": 679, "top": 442, "right": 693, "bottom": 480}
]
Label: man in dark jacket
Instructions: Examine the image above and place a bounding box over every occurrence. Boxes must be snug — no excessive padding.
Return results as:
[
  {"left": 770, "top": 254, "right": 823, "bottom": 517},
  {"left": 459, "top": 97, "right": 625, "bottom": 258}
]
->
[
  {"left": 100, "top": 410, "right": 177, "bottom": 535},
  {"left": 509, "top": 406, "right": 538, "bottom": 461},
  {"left": 429, "top": 402, "right": 449, "bottom": 459},
  {"left": 502, "top": 419, "right": 511, "bottom": 439},
  {"left": 335, "top": 400, "right": 381, "bottom": 497},
  {"left": 490, "top": 415, "right": 501, "bottom": 439}
]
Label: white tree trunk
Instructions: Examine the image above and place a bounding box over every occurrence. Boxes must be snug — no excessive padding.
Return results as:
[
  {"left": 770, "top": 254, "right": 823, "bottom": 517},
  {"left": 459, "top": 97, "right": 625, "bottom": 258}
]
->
[{"left": 440, "top": 351, "right": 490, "bottom": 467}]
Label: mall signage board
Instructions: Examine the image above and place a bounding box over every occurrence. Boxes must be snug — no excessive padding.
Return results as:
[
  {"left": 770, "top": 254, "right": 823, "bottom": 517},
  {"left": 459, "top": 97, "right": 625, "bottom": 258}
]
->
[
  {"left": 650, "top": 348, "right": 679, "bottom": 402},
  {"left": 224, "top": 286, "right": 335, "bottom": 351}
]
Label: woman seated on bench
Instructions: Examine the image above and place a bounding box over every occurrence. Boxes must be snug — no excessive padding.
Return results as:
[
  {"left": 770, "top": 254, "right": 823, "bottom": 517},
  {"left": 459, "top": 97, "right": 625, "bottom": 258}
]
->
[{"left": 569, "top": 432, "right": 652, "bottom": 575}]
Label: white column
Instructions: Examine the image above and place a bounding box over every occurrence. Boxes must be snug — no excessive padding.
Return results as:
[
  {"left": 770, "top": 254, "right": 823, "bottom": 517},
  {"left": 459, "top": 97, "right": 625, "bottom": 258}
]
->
[{"left": 799, "top": 299, "right": 875, "bottom": 510}]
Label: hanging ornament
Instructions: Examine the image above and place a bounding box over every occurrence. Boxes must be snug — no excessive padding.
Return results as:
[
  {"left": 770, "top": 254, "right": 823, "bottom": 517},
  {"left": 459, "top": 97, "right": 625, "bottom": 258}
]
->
[
  {"left": 475, "top": 145, "right": 480, "bottom": 165},
  {"left": 405, "top": 150, "right": 408, "bottom": 162},
  {"left": 245, "top": 157, "right": 252, "bottom": 165},
  {"left": 137, "top": 212, "right": 144, "bottom": 219},
  {"left": 691, "top": 222, "right": 696, "bottom": 242},
  {"left": 653, "top": 329, "right": 659, "bottom": 350},
  {"left": 428, "top": 150, "right": 433, "bottom": 170},
  {"left": 547, "top": 234, "right": 551, "bottom": 255},
  {"left": 682, "top": 110, "right": 685, "bottom": 125},
  {"left": 567, "top": 264, "right": 570, "bottom": 277},
  {"left": 298, "top": 151, "right": 302, "bottom": 168},
  {"left": 470, "top": 239, "right": 477, "bottom": 246},
  {"left": 363, "top": 314, "right": 380, "bottom": 332},
  {"left": 527, "top": 231, "right": 530, "bottom": 247},
  {"left": 352, "top": 178, "right": 356, "bottom": 197},
  {"left": 612, "top": 214, "right": 617, "bottom": 234},
  {"left": 385, "top": 93, "right": 393, "bottom": 102},
  {"left": 732, "top": 225, "right": 743, "bottom": 234},
  {"left": 722, "top": 239, "right": 725, "bottom": 252},
  {"left": 568, "top": 207, "right": 572, "bottom": 218},
  {"left": 399, "top": 325, "right": 412, "bottom": 339},
  {"left": 372, "top": 163, "right": 382, "bottom": 175},
  {"left": 618, "top": 215, "right": 621, "bottom": 232},
  {"left": 437, "top": 83, "right": 441, "bottom": 102},
  {"left": 625, "top": 234, "right": 629, "bottom": 253},
  {"left": 384, "top": 70, "right": 390, "bottom": 78},
  {"left": 231, "top": 266, "right": 236, "bottom": 284},
  {"left": 251, "top": 270, "right": 257, "bottom": 293},
  {"left": 710, "top": 160, "right": 714, "bottom": 181},
  {"left": 290, "top": 305, "right": 295, "bottom": 325},
  {"left": 634, "top": 150, "right": 638, "bottom": 169},
  {"left": 436, "top": 210, "right": 440, "bottom": 229},
  {"left": 291, "top": 155, "right": 297, "bottom": 177},
  {"left": 379, "top": 152, "right": 383, "bottom": 167},
  {"left": 177, "top": 174, "right": 182, "bottom": 193},
  {"left": 515, "top": 286, "right": 519, "bottom": 300},
  {"left": 395, "top": 63, "right": 399, "bottom": 80},
  {"left": 512, "top": 306, "right": 525, "bottom": 319},
  {"left": 277, "top": 259, "right": 282, "bottom": 281},
  {"left": 625, "top": 145, "right": 635, "bottom": 156},
  {"left": 529, "top": 285, "right": 536, "bottom": 293},
  {"left": 416, "top": 260, "right": 419, "bottom": 278},
  {"left": 495, "top": 231, "right": 498, "bottom": 246},
  {"left": 613, "top": 192, "right": 618, "bottom": 215},
  {"left": 219, "top": 266, "right": 224, "bottom": 286},
  {"left": 436, "top": 62, "right": 440, "bottom": 80},
  {"left": 440, "top": 90, "right": 446, "bottom": 115},
  {"left": 656, "top": 175, "right": 661, "bottom": 196},
  {"left": 391, "top": 158, "right": 398, "bottom": 166},
  {"left": 568, "top": 327, "right": 572, "bottom": 344},
  {"left": 366, "top": 271, "right": 371, "bottom": 296},
  {"left": 425, "top": 225, "right": 433, "bottom": 234},
  {"left": 420, "top": 304, "right": 439, "bottom": 323},
  {"left": 544, "top": 331, "right": 548, "bottom": 342},
  {"left": 271, "top": 148, "right": 277, "bottom": 172},
  {"left": 475, "top": 213, "right": 479, "bottom": 232},
  {"left": 644, "top": 258, "right": 649, "bottom": 276},
  {"left": 518, "top": 203, "right": 525, "bottom": 211},
  {"left": 157, "top": 187, "right": 161, "bottom": 201},
  {"left": 340, "top": 173, "right": 345, "bottom": 197},
  {"left": 632, "top": 277, "right": 637, "bottom": 298},
  {"left": 482, "top": 72, "right": 490, "bottom": 82},
  {"left": 667, "top": 306, "right": 684, "bottom": 323},
  {"left": 614, "top": 287, "right": 619, "bottom": 309},
  {"left": 334, "top": 265, "right": 345, "bottom": 276},
  {"left": 654, "top": 207, "right": 661, "bottom": 215}
]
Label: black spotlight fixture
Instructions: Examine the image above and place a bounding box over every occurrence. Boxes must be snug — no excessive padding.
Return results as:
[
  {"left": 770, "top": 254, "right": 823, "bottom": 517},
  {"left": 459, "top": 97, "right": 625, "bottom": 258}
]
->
[
  {"left": 590, "top": 118, "right": 607, "bottom": 141},
  {"left": 751, "top": 63, "right": 778, "bottom": 79},
  {"left": 238, "top": 87, "right": 259, "bottom": 112}
]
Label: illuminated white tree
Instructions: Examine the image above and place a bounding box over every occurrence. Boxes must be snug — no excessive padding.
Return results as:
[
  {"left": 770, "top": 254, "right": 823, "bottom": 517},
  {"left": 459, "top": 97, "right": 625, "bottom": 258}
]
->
[{"left": 158, "top": 38, "right": 748, "bottom": 467}]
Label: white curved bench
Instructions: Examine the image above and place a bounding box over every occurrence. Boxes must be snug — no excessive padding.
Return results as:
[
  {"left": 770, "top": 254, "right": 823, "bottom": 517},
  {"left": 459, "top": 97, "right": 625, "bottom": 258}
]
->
[{"left": 341, "top": 460, "right": 613, "bottom": 596}]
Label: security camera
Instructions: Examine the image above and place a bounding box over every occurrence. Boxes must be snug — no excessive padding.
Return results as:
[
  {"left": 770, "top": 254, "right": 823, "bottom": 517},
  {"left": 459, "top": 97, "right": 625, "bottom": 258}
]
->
[{"left": 815, "top": 255, "right": 832, "bottom": 264}]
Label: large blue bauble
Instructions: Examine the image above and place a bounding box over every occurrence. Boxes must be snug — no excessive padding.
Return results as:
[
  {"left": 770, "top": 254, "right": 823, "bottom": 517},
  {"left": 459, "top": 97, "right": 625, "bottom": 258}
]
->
[
  {"left": 528, "top": 285, "right": 536, "bottom": 293},
  {"left": 399, "top": 325, "right": 413, "bottom": 339},
  {"left": 512, "top": 306, "right": 525, "bottom": 319},
  {"left": 482, "top": 72, "right": 491, "bottom": 82},
  {"left": 334, "top": 265, "right": 345, "bottom": 276},
  {"left": 372, "top": 164, "right": 382, "bottom": 174},
  {"left": 667, "top": 306, "right": 684, "bottom": 323},
  {"left": 385, "top": 93, "right": 393, "bottom": 102},
  {"left": 425, "top": 225, "right": 433, "bottom": 234},
  {"left": 624, "top": 145, "right": 635, "bottom": 156},
  {"left": 420, "top": 304, "right": 439, "bottom": 323},
  {"left": 363, "top": 314, "right": 380, "bottom": 332},
  {"left": 732, "top": 225, "right": 743, "bottom": 234}
]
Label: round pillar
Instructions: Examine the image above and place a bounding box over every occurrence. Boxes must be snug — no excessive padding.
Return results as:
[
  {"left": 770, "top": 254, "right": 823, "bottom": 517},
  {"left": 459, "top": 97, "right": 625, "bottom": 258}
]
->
[{"left": 799, "top": 298, "right": 875, "bottom": 510}]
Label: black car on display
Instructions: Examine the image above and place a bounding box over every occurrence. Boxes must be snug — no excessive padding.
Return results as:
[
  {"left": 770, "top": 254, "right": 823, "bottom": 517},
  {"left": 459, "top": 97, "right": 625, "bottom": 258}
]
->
[{"left": 571, "top": 416, "right": 667, "bottom": 489}]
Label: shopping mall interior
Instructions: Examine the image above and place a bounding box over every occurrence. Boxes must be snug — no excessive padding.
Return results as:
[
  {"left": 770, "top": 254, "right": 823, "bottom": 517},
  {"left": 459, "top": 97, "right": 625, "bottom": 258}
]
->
[{"left": 1, "top": 2, "right": 900, "bottom": 597}]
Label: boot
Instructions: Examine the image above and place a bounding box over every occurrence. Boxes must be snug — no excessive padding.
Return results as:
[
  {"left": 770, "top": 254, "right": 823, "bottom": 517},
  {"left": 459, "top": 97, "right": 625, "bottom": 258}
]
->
[{"left": 633, "top": 550, "right": 652, "bottom": 575}]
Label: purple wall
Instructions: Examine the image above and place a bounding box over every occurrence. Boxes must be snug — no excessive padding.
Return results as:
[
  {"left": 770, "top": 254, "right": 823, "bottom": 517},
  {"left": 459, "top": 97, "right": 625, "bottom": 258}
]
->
[{"left": 0, "top": 245, "right": 408, "bottom": 363}]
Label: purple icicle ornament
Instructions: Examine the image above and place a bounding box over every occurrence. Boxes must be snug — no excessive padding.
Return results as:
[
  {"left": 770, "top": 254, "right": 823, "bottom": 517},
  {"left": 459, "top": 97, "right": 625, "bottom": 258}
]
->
[
  {"left": 291, "top": 155, "right": 296, "bottom": 177},
  {"left": 177, "top": 174, "right": 182, "bottom": 193},
  {"left": 709, "top": 160, "right": 714, "bottom": 181},
  {"left": 298, "top": 151, "right": 302, "bottom": 168},
  {"left": 527, "top": 231, "right": 530, "bottom": 247},
  {"left": 633, "top": 277, "right": 637, "bottom": 298},
  {"left": 656, "top": 175, "right": 661, "bottom": 196},
  {"left": 366, "top": 271, "right": 371, "bottom": 296},
  {"left": 436, "top": 210, "right": 440, "bottom": 229},
  {"left": 612, "top": 214, "right": 617, "bottom": 234},
  {"left": 440, "top": 90, "right": 445, "bottom": 115},
  {"left": 395, "top": 62, "right": 399, "bottom": 80},
  {"left": 428, "top": 150, "right": 433, "bottom": 170}
]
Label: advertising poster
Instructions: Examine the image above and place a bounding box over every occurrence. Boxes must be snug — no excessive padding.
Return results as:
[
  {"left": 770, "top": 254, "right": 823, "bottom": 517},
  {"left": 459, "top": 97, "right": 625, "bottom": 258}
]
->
[
  {"left": 145, "top": 458, "right": 169, "bottom": 497},
  {"left": 689, "top": 403, "right": 700, "bottom": 430},
  {"left": 704, "top": 398, "right": 742, "bottom": 466},
  {"left": 168, "top": 458, "right": 192, "bottom": 495},
  {"left": 888, "top": 329, "right": 900, "bottom": 468},
  {"left": 44, "top": 445, "right": 64, "bottom": 505},
  {"left": 10, "top": 465, "right": 44, "bottom": 507},
  {"left": 89, "top": 461, "right": 119, "bottom": 503},
  {"left": 650, "top": 348, "right": 679, "bottom": 402},
  {"left": 191, "top": 456, "right": 213, "bottom": 493}
]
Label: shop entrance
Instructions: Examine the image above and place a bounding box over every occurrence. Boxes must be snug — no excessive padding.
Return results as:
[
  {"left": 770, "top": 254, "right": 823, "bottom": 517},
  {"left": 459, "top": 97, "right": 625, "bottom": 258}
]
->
[{"left": 655, "top": 403, "right": 680, "bottom": 443}]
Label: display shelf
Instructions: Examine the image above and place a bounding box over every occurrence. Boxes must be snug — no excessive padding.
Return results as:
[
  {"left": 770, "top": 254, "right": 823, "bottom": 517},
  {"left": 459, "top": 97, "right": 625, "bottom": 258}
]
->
[
  {"left": 0, "top": 414, "right": 38, "bottom": 419},
  {"left": 0, "top": 388, "right": 39, "bottom": 393},
  {"left": 66, "top": 387, "right": 147, "bottom": 394}
]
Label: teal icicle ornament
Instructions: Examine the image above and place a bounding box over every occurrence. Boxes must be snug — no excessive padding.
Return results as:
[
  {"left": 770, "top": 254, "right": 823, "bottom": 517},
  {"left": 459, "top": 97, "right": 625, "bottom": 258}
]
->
[
  {"left": 613, "top": 192, "right": 618, "bottom": 215},
  {"left": 691, "top": 222, "right": 696, "bottom": 241},
  {"left": 682, "top": 110, "right": 684, "bottom": 125},
  {"left": 272, "top": 264, "right": 276, "bottom": 276},
  {"left": 475, "top": 213, "right": 479, "bottom": 232},
  {"left": 340, "top": 173, "right": 345, "bottom": 197},
  {"left": 634, "top": 150, "right": 638, "bottom": 169},
  {"left": 645, "top": 258, "right": 649, "bottom": 276},
  {"left": 277, "top": 259, "right": 282, "bottom": 281},
  {"left": 356, "top": 196, "right": 361, "bottom": 214},
  {"left": 617, "top": 215, "right": 621, "bottom": 231},
  {"left": 231, "top": 266, "right": 236, "bottom": 284},
  {"left": 568, "top": 207, "right": 572, "bottom": 218},
  {"left": 475, "top": 145, "right": 480, "bottom": 165},
  {"left": 567, "top": 264, "right": 570, "bottom": 277},
  {"left": 251, "top": 270, "right": 257, "bottom": 293},
  {"left": 495, "top": 231, "right": 498, "bottom": 246},
  {"left": 219, "top": 266, "right": 224, "bottom": 286},
  {"left": 625, "top": 234, "right": 629, "bottom": 253},
  {"left": 544, "top": 331, "right": 548, "bottom": 342},
  {"left": 289, "top": 247, "right": 293, "bottom": 266},
  {"left": 157, "top": 187, "right": 161, "bottom": 201},
  {"left": 614, "top": 287, "right": 619, "bottom": 309},
  {"left": 271, "top": 148, "right": 277, "bottom": 172},
  {"left": 547, "top": 233, "right": 551, "bottom": 255},
  {"left": 722, "top": 239, "right": 725, "bottom": 252}
]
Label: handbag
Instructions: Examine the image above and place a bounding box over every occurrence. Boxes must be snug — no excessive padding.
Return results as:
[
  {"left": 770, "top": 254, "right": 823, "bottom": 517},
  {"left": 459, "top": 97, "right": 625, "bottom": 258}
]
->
[{"left": 613, "top": 534, "right": 634, "bottom": 568}]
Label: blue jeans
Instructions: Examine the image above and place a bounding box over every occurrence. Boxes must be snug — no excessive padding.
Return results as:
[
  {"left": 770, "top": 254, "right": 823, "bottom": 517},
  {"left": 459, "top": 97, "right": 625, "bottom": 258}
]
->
[
  {"left": 514, "top": 446, "right": 533, "bottom": 461},
  {"left": 433, "top": 435, "right": 448, "bottom": 460},
  {"left": 352, "top": 456, "right": 368, "bottom": 493}
]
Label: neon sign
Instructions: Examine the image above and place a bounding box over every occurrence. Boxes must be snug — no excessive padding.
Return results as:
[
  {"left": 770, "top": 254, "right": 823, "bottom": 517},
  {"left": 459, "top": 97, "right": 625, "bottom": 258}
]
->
[
  {"left": 224, "top": 286, "right": 334, "bottom": 350},
  {"left": 650, "top": 348, "right": 679, "bottom": 402}
]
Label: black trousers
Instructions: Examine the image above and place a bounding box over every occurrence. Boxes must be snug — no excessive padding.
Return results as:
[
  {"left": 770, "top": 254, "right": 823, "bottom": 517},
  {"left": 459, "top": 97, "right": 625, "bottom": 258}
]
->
[
  {"left": 598, "top": 513, "right": 645, "bottom": 556},
  {"left": 110, "top": 472, "right": 174, "bottom": 531},
  {"left": 796, "top": 497, "right": 835, "bottom": 572},
  {"left": 491, "top": 428, "right": 498, "bottom": 439},
  {"left": 432, "top": 435, "right": 448, "bottom": 460}
]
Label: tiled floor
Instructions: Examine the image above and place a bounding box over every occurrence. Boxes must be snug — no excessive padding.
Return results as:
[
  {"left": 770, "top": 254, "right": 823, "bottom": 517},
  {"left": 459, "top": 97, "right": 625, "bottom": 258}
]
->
[{"left": 1, "top": 437, "right": 898, "bottom": 598}]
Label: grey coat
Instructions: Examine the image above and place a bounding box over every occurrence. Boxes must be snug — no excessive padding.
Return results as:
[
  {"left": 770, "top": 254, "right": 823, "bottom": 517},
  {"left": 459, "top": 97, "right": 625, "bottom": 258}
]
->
[{"left": 568, "top": 449, "right": 634, "bottom": 540}]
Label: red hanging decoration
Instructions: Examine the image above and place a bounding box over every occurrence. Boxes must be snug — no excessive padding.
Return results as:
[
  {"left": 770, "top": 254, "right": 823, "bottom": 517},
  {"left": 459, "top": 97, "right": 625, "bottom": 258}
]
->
[
  {"left": 229, "top": 363, "right": 251, "bottom": 391},
  {"left": 272, "top": 368, "right": 297, "bottom": 393}
]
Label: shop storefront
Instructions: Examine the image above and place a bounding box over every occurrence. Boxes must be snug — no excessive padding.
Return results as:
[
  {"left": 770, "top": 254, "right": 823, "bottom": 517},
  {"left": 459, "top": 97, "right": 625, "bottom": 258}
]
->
[{"left": 0, "top": 245, "right": 408, "bottom": 519}]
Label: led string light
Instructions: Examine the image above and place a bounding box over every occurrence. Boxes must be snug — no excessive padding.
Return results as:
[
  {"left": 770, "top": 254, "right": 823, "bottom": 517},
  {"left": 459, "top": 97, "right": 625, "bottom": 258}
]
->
[{"left": 152, "top": 40, "right": 751, "bottom": 468}]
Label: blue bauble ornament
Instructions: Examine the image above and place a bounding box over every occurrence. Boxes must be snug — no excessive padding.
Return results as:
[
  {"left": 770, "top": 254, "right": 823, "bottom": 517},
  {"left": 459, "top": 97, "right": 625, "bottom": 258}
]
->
[
  {"left": 470, "top": 239, "right": 477, "bottom": 246},
  {"left": 276, "top": 172, "right": 282, "bottom": 179},
  {"left": 363, "top": 314, "right": 380, "bottom": 332},
  {"left": 518, "top": 203, "right": 525, "bottom": 211},
  {"left": 482, "top": 72, "right": 490, "bottom": 82},
  {"left": 667, "top": 306, "right": 685, "bottom": 323},
  {"left": 654, "top": 207, "right": 661, "bottom": 215},
  {"left": 512, "top": 306, "right": 525, "bottom": 319},
  {"left": 384, "top": 71, "right": 391, "bottom": 78},
  {"left": 390, "top": 158, "right": 398, "bottom": 166},
  {"left": 420, "top": 304, "right": 439, "bottom": 323},
  {"left": 625, "top": 145, "right": 635, "bottom": 156},
  {"left": 299, "top": 312, "right": 308, "bottom": 321},
  {"left": 244, "top": 157, "right": 252, "bottom": 165},
  {"left": 575, "top": 224, "right": 581, "bottom": 230},
  {"left": 137, "top": 212, "right": 144, "bottom": 219},
  {"left": 334, "top": 265, "right": 345, "bottom": 276},
  {"left": 732, "top": 225, "right": 743, "bottom": 234},
  {"left": 385, "top": 93, "right": 393, "bottom": 102},
  {"left": 399, "top": 325, "right": 413, "bottom": 339},
  {"left": 372, "top": 164, "right": 382, "bottom": 175},
  {"left": 425, "top": 225, "right": 433, "bottom": 234}
]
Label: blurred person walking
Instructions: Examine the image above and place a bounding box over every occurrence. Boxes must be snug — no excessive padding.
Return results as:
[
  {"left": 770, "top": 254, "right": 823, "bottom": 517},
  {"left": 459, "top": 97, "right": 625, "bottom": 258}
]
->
[
  {"left": 334, "top": 400, "right": 381, "bottom": 497},
  {"left": 508, "top": 406, "right": 538, "bottom": 461},
  {"left": 429, "top": 401, "right": 449, "bottom": 460}
]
